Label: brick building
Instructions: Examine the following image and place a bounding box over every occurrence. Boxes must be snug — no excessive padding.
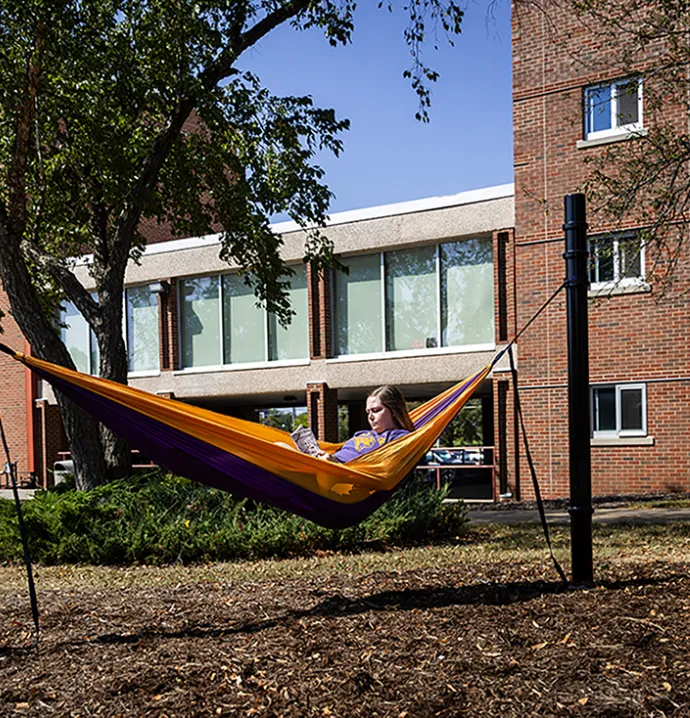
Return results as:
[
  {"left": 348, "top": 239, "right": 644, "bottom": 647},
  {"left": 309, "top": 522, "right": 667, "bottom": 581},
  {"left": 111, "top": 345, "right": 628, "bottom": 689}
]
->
[
  {"left": 2, "top": 2, "right": 689, "bottom": 501},
  {"left": 508, "top": 2, "right": 690, "bottom": 499}
]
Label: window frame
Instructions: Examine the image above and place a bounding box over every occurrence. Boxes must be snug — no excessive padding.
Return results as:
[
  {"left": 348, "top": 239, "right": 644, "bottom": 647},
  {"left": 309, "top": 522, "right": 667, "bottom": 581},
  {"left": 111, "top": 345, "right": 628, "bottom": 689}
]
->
[
  {"left": 124, "top": 284, "right": 161, "bottom": 377},
  {"left": 584, "top": 77, "right": 643, "bottom": 142},
  {"left": 591, "top": 383, "right": 647, "bottom": 439},
  {"left": 331, "top": 237, "right": 495, "bottom": 359},
  {"left": 588, "top": 231, "right": 645, "bottom": 290},
  {"left": 178, "top": 266, "right": 309, "bottom": 371}
]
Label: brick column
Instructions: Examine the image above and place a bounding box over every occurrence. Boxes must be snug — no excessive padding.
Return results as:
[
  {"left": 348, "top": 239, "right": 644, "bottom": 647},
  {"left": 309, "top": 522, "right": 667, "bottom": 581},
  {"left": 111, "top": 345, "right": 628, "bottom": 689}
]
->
[
  {"left": 494, "top": 378, "right": 519, "bottom": 501},
  {"left": 494, "top": 228, "right": 516, "bottom": 345},
  {"left": 306, "top": 381, "right": 339, "bottom": 442},
  {"left": 159, "top": 278, "right": 179, "bottom": 371},
  {"left": 35, "top": 399, "right": 67, "bottom": 488},
  {"left": 307, "top": 265, "right": 333, "bottom": 359}
]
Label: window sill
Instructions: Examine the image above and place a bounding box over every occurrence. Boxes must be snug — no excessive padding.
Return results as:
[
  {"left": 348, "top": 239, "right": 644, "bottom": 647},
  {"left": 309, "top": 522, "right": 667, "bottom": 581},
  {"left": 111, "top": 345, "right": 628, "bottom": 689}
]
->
[
  {"left": 591, "top": 436, "right": 654, "bottom": 447},
  {"left": 589, "top": 282, "right": 651, "bottom": 298},
  {"left": 173, "top": 358, "right": 311, "bottom": 375},
  {"left": 577, "top": 128, "right": 648, "bottom": 149},
  {"left": 128, "top": 370, "right": 161, "bottom": 379},
  {"left": 326, "top": 343, "right": 496, "bottom": 364}
]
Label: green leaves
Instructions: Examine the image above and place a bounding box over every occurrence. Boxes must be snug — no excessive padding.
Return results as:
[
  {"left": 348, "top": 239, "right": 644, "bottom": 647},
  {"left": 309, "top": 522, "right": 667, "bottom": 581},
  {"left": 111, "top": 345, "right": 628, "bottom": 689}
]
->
[{"left": 1, "top": 0, "right": 464, "bottom": 343}]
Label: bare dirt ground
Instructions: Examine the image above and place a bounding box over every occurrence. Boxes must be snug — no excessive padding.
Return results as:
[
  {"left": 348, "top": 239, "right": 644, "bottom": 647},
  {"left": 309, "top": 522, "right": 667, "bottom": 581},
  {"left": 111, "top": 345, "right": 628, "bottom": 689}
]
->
[{"left": 1, "top": 525, "right": 689, "bottom": 717}]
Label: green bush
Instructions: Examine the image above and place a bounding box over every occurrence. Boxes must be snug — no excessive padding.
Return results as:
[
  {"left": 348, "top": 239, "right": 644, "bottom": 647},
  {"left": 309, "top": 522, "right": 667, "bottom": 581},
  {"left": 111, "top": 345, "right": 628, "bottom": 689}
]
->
[{"left": 0, "top": 471, "right": 468, "bottom": 565}]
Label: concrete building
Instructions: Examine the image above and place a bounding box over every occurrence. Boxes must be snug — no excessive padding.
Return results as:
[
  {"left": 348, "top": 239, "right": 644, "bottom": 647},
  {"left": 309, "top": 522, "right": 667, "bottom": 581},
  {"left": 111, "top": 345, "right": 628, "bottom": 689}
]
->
[{"left": 2, "top": 185, "right": 514, "bottom": 498}]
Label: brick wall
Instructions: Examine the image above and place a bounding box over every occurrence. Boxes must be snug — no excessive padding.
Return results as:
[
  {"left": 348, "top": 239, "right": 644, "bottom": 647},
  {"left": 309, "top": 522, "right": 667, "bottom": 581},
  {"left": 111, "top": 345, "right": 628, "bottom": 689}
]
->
[
  {"left": 512, "top": 3, "right": 690, "bottom": 498},
  {"left": 307, "top": 265, "right": 333, "bottom": 360},
  {"left": 159, "top": 278, "right": 180, "bottom": 371},
  {"left": 0, "top": 288, "right": 32, "bottom": 483}
]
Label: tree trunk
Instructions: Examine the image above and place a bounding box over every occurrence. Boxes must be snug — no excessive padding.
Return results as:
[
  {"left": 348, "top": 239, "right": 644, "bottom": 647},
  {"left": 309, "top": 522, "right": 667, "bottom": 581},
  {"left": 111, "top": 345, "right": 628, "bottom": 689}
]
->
[
  {"left": 0, "top": 228, "right": 108, "bottom": 490},
  {"left": 95, "top": 309, "right": 131, "bottom": 480}
]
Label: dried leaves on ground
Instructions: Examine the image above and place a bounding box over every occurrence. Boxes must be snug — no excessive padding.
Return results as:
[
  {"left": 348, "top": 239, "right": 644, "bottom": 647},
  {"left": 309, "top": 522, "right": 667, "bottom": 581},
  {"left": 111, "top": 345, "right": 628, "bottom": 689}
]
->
[{"left": 2, "top": 553, "right": 689, "bottom": 717}]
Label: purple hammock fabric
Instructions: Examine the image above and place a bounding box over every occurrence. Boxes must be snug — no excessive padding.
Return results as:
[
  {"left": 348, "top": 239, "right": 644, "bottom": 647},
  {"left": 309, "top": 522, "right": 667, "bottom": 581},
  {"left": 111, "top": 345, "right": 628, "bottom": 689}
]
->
[{"left": 31, "top": 365, "right": 397, "bottom": 528}]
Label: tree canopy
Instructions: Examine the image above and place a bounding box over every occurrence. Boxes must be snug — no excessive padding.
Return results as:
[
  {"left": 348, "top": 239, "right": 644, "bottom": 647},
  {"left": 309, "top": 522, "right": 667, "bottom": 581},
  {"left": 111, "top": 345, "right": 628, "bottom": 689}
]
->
[{"left": 0, "top": 0, "right": 465, "bottom": 488}]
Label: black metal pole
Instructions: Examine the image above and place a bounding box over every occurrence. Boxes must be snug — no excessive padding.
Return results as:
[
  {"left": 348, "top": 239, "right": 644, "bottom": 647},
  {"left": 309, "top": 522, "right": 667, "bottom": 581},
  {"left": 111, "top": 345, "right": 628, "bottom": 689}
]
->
[{"left": 563, "top": 193, "right": 593, "bottom": 585}]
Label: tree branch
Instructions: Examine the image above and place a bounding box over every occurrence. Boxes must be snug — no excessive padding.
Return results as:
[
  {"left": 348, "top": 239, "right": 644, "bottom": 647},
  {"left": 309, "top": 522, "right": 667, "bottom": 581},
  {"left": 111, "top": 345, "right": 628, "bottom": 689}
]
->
[
  {"left": 7, "top": 21, "right": 44, "bottom": 240},
  {"left": 21, "top": 240, "right": 100, "bottom": 326},
  {"left": 107, "top": 0, "right": 312, "bottom": 292}
]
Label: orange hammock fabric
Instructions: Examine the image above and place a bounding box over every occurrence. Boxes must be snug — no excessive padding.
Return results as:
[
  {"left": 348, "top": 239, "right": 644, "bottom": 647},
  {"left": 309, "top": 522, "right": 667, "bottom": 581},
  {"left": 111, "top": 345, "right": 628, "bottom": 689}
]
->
[{"left": 2, "top": 345, "right": 491, "bottom": 527}]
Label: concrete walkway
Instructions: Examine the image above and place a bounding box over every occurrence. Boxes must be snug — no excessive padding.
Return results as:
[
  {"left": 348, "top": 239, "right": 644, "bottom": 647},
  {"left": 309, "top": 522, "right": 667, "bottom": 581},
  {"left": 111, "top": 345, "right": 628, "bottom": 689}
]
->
[
  {"left": 467, "top": 505, "right": 690, "bottom": 525},
  {"left": 0, "top": 488, "right": 37, "bottom": 501}
]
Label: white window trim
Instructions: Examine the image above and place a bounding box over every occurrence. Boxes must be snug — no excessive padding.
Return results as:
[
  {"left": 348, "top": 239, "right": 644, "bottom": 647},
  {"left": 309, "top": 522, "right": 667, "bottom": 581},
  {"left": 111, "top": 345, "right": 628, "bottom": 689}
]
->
[
  {"left": 327, "top": 342, "right": 496, "bottom": 364},
  {"left": 585, "top": 78, "right": 643, "bottom": 142},
  {"left": 588, "top": 232, "right": 646, "bottom": 291},
  {"left": 591, "top": 383, "right": 647, "bottom": 439},
  {"left": 124, "top": 284, "right": 161, "bottom": 377},
  {"left": 173, "top": 357, "right": 310, "bottom": 376}
]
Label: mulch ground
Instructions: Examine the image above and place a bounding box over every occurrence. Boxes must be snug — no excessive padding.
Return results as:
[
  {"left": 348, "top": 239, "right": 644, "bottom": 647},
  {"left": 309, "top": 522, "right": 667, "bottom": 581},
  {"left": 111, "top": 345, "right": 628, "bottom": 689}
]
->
[{"left": 1, "top": 560, "right": 689, "bottom": 717}]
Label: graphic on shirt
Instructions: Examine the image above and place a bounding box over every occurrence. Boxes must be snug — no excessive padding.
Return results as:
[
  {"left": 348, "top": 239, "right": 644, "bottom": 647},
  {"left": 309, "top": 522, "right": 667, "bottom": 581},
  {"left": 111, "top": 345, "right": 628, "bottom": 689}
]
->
[{"left": 352, "top": 433, "right": 384, "bottom": 453}]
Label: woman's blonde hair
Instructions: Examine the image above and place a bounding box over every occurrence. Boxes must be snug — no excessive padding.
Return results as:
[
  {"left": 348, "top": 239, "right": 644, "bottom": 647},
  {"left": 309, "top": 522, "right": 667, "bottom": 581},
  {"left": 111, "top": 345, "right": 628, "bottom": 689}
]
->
[{"left": 368, "top": 385, "right": 415, "bottom": 432}]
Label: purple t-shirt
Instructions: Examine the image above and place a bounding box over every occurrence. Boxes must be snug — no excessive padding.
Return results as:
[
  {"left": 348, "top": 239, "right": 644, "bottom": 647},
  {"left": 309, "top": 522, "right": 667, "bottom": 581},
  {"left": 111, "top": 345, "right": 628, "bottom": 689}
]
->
[{"left": 332, "top": 429, "right": 410, "bottom": 463}]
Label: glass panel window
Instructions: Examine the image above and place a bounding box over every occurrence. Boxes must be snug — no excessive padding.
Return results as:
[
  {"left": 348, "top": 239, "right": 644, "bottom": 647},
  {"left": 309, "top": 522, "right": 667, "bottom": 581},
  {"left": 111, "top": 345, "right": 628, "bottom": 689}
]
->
[
  {"left": 268, "top": 265, "right": 309, "bottom": 361},
  {"left": 126, "top": 286, "right": 160, "bottom": 373},
  {"left": 60, "top": 300, "right": 91, "bottom": 374},
  {"left": 385, "top": 246, "right": 437, "bottom": 351},
  {"left": 620, "top": 386, "right": 644, "bottom": 434},
  {"left": 593, "top": 386, "right": 616, "bottom": 433},
  {"left": 60, "top": 299, "right": 99, "bottom": 375},
  {"left": 592, "top": 384, "right": 646, "bottom": 438},
  {"left": 585, "top": 77, "right": 642, "bottom": 140},
  {"left": 180, "top": 276, "right": 221, "bottom": 368},
  {"left": 333, "top": 254, "right": 383, "bottom": 355},
  {"left": 223, "top": 274, "right": 266, "bottom": 364},
  {"left": 617, "top": 79, "right": 639, "bottom": 125},
  {"left": 589, "top": 232, "right": 644, "bottom": 287},
  {"left": 441, "top": 238, "right": 494, "bottom": 346},
  {"left": 587, "top": 84, "right": 612, "bottom": 135}
]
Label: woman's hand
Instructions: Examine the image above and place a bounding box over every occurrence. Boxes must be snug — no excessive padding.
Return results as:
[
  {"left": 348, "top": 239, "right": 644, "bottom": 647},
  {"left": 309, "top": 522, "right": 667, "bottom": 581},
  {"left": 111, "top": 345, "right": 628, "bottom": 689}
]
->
[{"left": 314, "top": 450, "right": 338, "bottom": 462}]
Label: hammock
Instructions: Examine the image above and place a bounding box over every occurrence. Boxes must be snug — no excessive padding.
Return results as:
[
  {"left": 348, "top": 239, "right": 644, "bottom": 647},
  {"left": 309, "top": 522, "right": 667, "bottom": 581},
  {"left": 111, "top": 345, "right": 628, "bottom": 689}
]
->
[{"left": 1, "top": 345, "right": 491, "bottom": 528}]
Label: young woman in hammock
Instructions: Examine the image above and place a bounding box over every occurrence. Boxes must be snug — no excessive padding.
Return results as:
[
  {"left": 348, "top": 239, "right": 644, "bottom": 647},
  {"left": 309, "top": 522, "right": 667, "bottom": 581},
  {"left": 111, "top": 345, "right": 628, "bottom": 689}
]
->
[{"left": 315, "top": 385, "right": 415, "bottom": 463}]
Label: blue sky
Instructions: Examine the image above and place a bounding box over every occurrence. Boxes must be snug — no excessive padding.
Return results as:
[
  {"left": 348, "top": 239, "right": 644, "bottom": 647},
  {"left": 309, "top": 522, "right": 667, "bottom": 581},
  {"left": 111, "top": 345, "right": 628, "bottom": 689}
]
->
[{"left": 241, "top": 0, "right": 513, "bottom": 215}]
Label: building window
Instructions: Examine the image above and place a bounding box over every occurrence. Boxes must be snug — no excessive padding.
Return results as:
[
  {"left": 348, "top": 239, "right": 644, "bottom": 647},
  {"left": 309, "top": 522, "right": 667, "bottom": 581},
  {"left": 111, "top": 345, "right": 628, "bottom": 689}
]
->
[
  {"left": 181, "top": 276, "right": 221, "bottom": 368},
  {"left": 385, "top": 246, "right": 438, "bottom": 352},
  {"left": 441, "top": 238, "right": 494, "bottom": 346},
  {"left": 180, "top": 265, "right": 308, "bottom": 369},
  {"left": 125, "top": 286, "right": 160, "bottom": 373},
  {"left": 59, "top": 299, "right": 99, "bottom": 375},
  {"left": 592, "top": 383, "right": 647, "bottom": 438},
  {"left": 222, "top": 274, "right": 266, "bottom": 365},
  {"left": 333, "top": 238, "right": 494, "bottom": 357},
  {"left": 584, "top": 78, "right": 643, "bottom": 141},
  {"left": 333, "top": 254, "right": 383, "bottom": 355},
  {"left": 589, "top": 232, "right": 644, "bottom": 287}
]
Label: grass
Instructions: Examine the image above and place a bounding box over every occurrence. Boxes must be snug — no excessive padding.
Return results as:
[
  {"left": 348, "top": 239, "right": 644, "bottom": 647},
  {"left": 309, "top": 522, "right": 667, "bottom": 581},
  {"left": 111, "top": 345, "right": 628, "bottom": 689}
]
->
[{"left": 1, "top": 520, "right": 688, "bottom": 593}]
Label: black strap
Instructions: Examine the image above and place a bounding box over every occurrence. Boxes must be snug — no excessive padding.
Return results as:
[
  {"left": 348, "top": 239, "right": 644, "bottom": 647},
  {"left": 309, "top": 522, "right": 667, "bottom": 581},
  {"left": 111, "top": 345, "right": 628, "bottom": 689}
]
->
[
  {"left": 508, "top": 345, "right": 569, "bottom": 586},
  {"left": 490, "top": 280, "right": 567, "bottom": 371},
  {"left": 0, "top": 416, "right": 40, "bottom": 649}
]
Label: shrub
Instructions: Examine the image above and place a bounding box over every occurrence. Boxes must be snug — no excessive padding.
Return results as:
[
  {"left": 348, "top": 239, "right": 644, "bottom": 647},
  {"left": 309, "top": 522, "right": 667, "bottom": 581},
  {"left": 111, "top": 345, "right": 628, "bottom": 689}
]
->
[{"left": 0, "top": 471, "right": 468, "bottom": 565}]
